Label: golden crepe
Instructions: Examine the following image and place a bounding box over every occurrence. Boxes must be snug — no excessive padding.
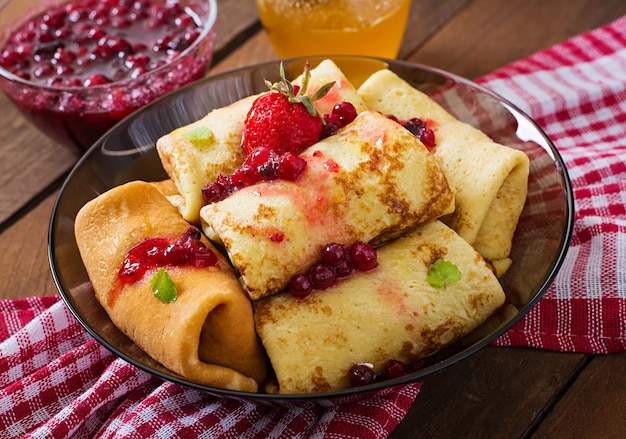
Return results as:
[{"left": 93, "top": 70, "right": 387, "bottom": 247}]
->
[
  {"left": 292, "top": 59, "right": 369, "bottom": 116},
  {"left": 254, "top": 220, "right": 506, "bottom": 394},
  {"left": 74, "top": 181, "right": 267, "bottom": 392},
  {"left": 157, "top": 59, "right": 368, "bottom": 225},
  {"left": 156, "top": 94, "right": 255, "bottom": 225},
  {"left": 357, "top": 69, "right": 529, "bottom": 275},
  {"left": 200, "top": 110, "right": 455, "bottom": 300}
]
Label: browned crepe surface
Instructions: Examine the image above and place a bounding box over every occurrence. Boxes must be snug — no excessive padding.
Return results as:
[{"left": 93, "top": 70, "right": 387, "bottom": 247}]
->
[
  {"left": 254, "top": 220, "right": 505, "bottom": 394},
  {"left": 201, "top": 111, "right": 455, "bottom": 300}
]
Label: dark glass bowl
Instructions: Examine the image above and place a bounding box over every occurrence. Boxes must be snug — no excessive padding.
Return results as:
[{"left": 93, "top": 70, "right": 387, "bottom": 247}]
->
[{"left": 49, "top": 57, "right": 574, "bottom": 401}]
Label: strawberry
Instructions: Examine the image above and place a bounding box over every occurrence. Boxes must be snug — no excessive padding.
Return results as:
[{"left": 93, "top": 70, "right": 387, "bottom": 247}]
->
[{"left": 241, "top": 62, "right": 334, "bottom": 155}]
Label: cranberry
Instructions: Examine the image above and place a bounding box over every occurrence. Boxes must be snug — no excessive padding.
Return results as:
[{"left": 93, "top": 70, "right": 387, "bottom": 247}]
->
[
  {"left": 202, "top": 175, "right": 232, "bottom": 205},
  {"left": 276, "top": 152, "right": 307, "bottom": 181},
  {"left": 333, "top": 258, "right": 354, "bottom": 278},
  {"left": 125, "top": 53, "right": 149, "bottom": 69},
  {"left": 349, "top": 241, "right": 378, "bottom": 271},
  {"left": 0, "top": 0, "right": 205, "bottom": 95},
  {"left": 42, "top": 11, "right": 65, "bottom": 29},
  {"left": 83, "top": 74, "right": 111, "bottom": 87},
  {"left": 319, "top": 101, "right": 357, "bottom": 139},
  {"left": 309, "top": 263, "right": 336, "bottom": 290},
  {"left": 349, "top": 364, "right": 376, "bottom": 387},
  {"left": 385, "top": 359, "right": 406, "bottom": 379},
  {"left": 403, "top": 117, "right": 436, "bottom": 150},
  {"left": 118, "top": 237, "right": 169, "bottom": 282},
  {"left": 289, "top": 273, "right": 314, "bottom": 298},
  {"left": 52, "top": 48, "right": 76, "bottom": 65},
  {"left": 258, "top": 151, "right": 280, "bottom": 180},
  {"left": 182, "top": 226, "right": 202, "bottom": 241},
  {"left": 33, "top": 65, "right": 54, "bottom": 78},
  {"left": 166, "top": 243, "right": 191, "bottom": 266},
  {"left": 288, "top": 240, "right": 377, "bottom": 297},
  {"left": 320, "top": 114, "right": 341, "bottom": 139},
  {"left": 331, "top": 101, "right": 357, "bottom": 125},
  {"left": 419, "top": 127, "right": 436, "bottom": 148},
  {"left": 230, "top": 164, "right": 261, "bottom": 187},
  {"left": 245, "top": 146, "right": 273, "bottom": 168},
  {"left": 348, "top": 359, "right": 413, "bottom": 387},
  {"left": 118, "top": 259, "right": 144, "bottom": 283},
  {"left": 321, "top": 243, "right": 348, "bottom": 266}
]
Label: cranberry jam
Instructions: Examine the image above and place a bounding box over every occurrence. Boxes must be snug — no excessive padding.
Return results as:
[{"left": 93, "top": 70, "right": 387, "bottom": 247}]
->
[
  {"left": 0, "top": 0, "right": 216, "bottom": 151},
  {"left": 118, "top": 226, "right": 218, "bottom": 284}
]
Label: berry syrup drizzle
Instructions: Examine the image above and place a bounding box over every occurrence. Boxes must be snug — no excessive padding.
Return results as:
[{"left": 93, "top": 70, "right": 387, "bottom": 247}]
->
[{"left": 118, "top": 226, "right": 217, "bottom": 284}]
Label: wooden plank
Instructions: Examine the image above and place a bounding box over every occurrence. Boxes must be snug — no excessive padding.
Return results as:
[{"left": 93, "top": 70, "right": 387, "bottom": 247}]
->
[
  {"left": 398, "top": 0, "right": 473, "bottom": 59},
  {"left": 0, "top": 96, "right": 77, "bottom": 226},
  {"left": 406, "top": 0, "right": 626, "bottom": 79},
  {"left": 0, "top": 193, "right": 59, "bottom": 299},
  {"left": 531, "top": 352, "right": 626, "bottom": 438},
  {"left": 208, "top": 31, "right": 278, "bottom": 74},
  {"left": 390, "top": 347, "right": 588, "bottom": 438},
  {"left": 212, "top": 0, "right": 262, "bottom": 63}
]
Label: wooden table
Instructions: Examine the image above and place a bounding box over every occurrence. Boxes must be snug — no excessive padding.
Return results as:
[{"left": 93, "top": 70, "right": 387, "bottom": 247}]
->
[{"left": 2, "top": 1, "right": 625, "bottom": 437}]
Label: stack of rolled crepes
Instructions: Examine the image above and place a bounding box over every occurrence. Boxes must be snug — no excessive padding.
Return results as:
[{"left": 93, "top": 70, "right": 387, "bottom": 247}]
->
[{"left": 74, "top": 59, "right": 528, "bottom": 394}]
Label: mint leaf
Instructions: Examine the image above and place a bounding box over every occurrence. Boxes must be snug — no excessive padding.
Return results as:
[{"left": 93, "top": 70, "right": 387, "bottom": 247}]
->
[
  {"left": 150, "top": 268, "right": 177, "bottom": 302},
  {"left": 185, "top": 126, "right": 214, "bottom": 145},
  {"left": 427, "top": 259, "right": 462, "bottom": 288}
]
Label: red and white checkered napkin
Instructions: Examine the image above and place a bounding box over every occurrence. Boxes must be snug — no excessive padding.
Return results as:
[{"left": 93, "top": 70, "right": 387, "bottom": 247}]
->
[
  {"left": 0, "top": 296, "right": 420, "bottom": 438},
  {"left": 479, "top": 15, "right": 626, "bottom": 353}
]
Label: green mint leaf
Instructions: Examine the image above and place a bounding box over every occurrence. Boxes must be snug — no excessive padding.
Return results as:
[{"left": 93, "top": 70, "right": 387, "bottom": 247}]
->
[
  {"left": 150, "top": 268, "right": 177, "bottom": 303},
  {"left": 427, "top": 259, "right": 462, "bottom": 288},
  {"left": 185, "top": 126, "right": 214, "bottom": 145}
]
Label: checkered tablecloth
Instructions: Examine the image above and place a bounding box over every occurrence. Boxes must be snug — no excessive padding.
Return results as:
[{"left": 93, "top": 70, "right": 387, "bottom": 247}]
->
[
  {"left": 480, "top": 15, "right": 626, "bottom": 354},
  {"left": 2, "top": 15, "right": 626, "bottom": 439}
]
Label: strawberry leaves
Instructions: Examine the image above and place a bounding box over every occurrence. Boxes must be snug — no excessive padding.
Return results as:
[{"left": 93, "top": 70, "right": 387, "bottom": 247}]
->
[
  {"left": 241, "top": 61, "right": 336, "bottom": 156},
  {"left": 266, "top": 62, "right": 334, "bottom": 120}
]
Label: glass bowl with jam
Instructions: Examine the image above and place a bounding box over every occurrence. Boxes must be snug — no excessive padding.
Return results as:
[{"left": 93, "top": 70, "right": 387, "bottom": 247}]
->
[{"left": 0, "top": 0, "right": 217, "bottom": 152}]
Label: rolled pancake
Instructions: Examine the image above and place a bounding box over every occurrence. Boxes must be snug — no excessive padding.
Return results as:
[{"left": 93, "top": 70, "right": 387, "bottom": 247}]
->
[
  {"left": 292, "top": 59, "right": 369, "bottom": 116},
  {"left": 157, "top": 59, "right": 368, "bottom": 225},
  {"left": 357, "top": 69, "right": 529, "bottom": 266},
  {"left": 200, "top": 111, "right": 455, "bottom": 300},
  {"left": 254, "top": 220, "right": 506, "bottom": 394},
  {"left": 156, "top": 94, "right": 255, "bottom": 225},
  {"left": 74, "top": 181, "right": 267, "bottom": 392}
]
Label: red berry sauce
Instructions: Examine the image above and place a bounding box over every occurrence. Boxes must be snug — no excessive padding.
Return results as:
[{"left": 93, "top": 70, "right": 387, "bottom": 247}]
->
[
  {"left": 202, "top": 148, "right": 308, "bottom": 205},
  {"left": 118, "top": 226, "right": 218, "bottom": 284},
  {"left": 0, "top": 0, "right": 215, "bottom": 151}
]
